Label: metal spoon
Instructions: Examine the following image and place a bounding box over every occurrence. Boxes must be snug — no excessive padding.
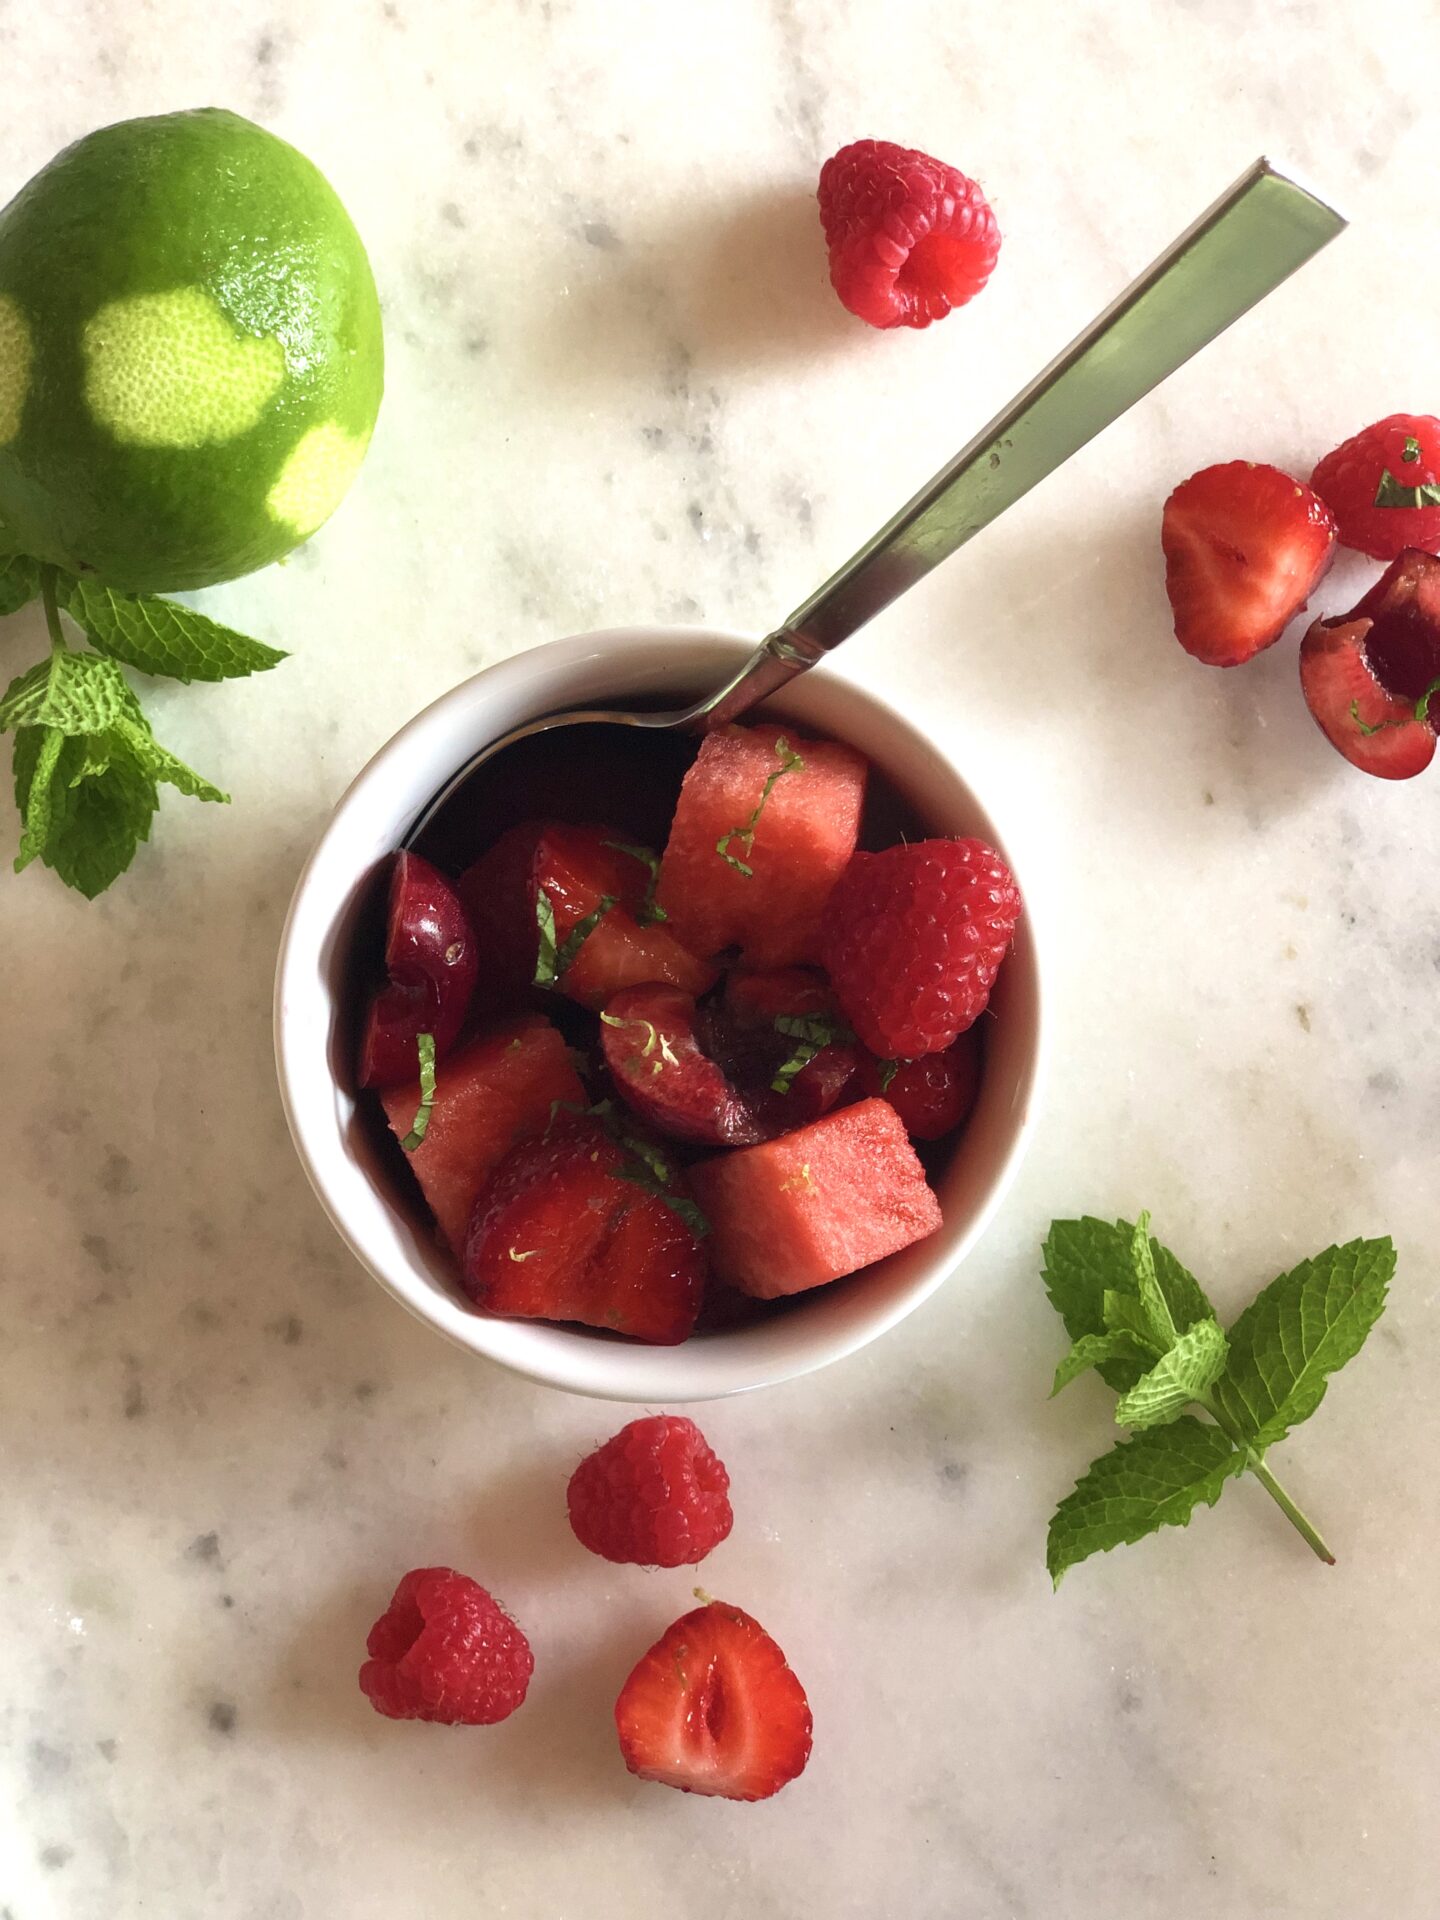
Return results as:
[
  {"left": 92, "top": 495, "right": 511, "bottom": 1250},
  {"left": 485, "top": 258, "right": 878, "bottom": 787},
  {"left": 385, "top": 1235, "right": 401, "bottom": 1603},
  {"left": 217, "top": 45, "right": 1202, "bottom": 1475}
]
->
[{"left": 408, "top": 157, "right": 1344, "bottom": 844}]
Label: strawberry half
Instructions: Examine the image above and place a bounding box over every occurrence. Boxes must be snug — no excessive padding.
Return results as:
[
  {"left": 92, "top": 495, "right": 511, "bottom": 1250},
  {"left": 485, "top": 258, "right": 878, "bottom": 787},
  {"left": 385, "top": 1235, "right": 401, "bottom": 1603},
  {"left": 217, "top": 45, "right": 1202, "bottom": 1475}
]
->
[
  {"left": 462, "top": 1114, "right": 705, "bottom": 1344},
  {"left": 1161, "top": 461, "right": 1336, "bottom": 666},
  {"left": 1299, "top": 547, "right": 1440, "bottom": 780},
  {"left": 615, "top": 1600, "right": 813, "bottom": 1801}
]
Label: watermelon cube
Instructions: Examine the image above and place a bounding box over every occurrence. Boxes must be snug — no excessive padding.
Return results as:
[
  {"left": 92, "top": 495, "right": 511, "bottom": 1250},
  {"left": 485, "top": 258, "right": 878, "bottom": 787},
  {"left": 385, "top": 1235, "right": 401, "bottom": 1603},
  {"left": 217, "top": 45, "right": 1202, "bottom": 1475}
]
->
[
  {"left": 688, "top": 1098, "right": 941, "bottom": 1299},
  {"left": 381, "top": 1014, "right": 586, "bottom": 1254},
  {"left": 656, "top": 724, "right": 867, "bottom": 968}
]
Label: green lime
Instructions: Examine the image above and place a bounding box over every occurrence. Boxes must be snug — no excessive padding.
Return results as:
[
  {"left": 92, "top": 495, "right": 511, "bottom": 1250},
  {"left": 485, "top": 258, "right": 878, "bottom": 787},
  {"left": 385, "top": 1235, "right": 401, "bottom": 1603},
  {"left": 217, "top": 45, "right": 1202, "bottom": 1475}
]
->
[{"left": 0, "top": 108, "right": 383, "bottom": 593}]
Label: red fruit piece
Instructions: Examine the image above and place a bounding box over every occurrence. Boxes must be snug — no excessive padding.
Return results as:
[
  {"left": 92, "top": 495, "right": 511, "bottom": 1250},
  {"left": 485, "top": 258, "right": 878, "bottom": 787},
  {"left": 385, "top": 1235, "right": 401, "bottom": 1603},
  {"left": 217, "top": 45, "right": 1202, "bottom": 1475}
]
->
[
  {"left": 567, "top": 1414, "right": 733, "bottom": 1567},
  {"left": 463, "top": 1115, "right": 705, "bottom": 1344},
  {"left": 820, "top": 838, "right": 1020, "bottom": 1058},
  {"left": 359, "top": 852, "right": 478, "bottom": 1089},
  {"left": 380, "top": 1015, "right": 585, "bottom": 1253},
  {"left": 615, "top": 1600, "right": 812, "bottom": 1801},
  {"left": 817, "top": 137, "right": 1000, "bottom": 330},
  {"left": 856, "top": 1031, "right": 980, "bottom": 1141},
  {"left": 359, "top": 1567, "right": 533, "bottom": 1725},
  {"left": 1299, "top": 548, "right": 1440, "bottom": 780},
  {"left": 1161, "top": 461, "right": 1336, "bottom": 667},
  {"left": 1311, "top": 413, "right": 1440, "bottom": 561},
  {"left": 656, "top": 724, "right": 867, "bottom": 969},
  {"left": 600, "top": 979, "right": 856, "bottom": 1147},
  {"left": 689, "top": 1097, "right": 942, "bottom": 1299},
  {"left": 721, "top": 967, "right": 858, "bottom": 1119},
  {"left": 457, "top": 821, "right": 715, "bottom": 1013}
]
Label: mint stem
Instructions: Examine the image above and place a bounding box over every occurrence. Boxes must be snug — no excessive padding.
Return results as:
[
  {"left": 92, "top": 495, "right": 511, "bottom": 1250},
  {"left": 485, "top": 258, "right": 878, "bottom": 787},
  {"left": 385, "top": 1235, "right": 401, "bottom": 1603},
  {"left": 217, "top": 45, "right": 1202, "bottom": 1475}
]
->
[
  {"left": 1203, "top": 1398, "right": 1335, "bottom": 1564},
  {"left": 40, "top": 566, "right": 67, "bottom": 655}
]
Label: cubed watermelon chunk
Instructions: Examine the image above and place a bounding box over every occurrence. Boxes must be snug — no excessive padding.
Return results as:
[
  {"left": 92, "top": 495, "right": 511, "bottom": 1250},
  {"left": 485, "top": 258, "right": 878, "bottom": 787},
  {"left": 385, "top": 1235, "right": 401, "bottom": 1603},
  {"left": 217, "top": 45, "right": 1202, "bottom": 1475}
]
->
[
  {"left": 688, "top": 1098, "right": 941, "bottom": 1298},
  {"left": 457, "top": 821, "right": 716, "bottom": 1014},
  {"left": 656, "top": 724, "right": 867, "bottom": 968},
  {"left": 380, "top": 1014, "right": 586, "bottom": 1254}
]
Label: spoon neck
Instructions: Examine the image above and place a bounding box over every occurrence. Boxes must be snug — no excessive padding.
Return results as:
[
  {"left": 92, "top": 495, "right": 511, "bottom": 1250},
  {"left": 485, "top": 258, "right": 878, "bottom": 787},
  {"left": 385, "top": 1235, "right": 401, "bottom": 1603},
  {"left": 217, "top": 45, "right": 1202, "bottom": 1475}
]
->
[{"left": 690, "top": 627, "right": 828, "bottom": 732}]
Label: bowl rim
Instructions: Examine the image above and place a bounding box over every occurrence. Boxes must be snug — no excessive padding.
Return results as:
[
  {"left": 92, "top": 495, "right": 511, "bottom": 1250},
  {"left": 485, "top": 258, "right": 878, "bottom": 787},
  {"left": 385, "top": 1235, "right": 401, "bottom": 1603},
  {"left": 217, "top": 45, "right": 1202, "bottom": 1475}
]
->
[{"left": 274, "top": 625, "right": 1046, "bottom": 1402}]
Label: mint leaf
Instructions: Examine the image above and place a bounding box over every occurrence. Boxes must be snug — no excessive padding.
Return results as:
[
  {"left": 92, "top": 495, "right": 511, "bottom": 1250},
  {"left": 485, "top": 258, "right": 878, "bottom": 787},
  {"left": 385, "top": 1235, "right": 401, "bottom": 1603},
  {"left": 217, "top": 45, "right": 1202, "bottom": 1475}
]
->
[
  {"left": 1212, "top": 1238, "right": 1393, "bottom": 1450},
  {"left": 35, "top": 732, "right": 158, "bottom": 898},
  {"left": 110, "top": 711, "right": 228, "bottom": 804},
  {"left": 0, "top": 551, "right": 39, "bottom": 617},
  {"left": 1051, "top": 1330, "right": 1152, "bottom": 1397},
  {"left": 557, "top": 894, "right": 617, "bottom": 973},
  {"left": 1373, "top": 469, "right": 1440, "bottom": 509},
  {"left": 609, "top": 1126, "right": 710, "bottom": 1238},
  {"left": 1046, "top": 1418, "right": 1245, "bottom": 1585},
  {"left": 1041, "top": 1219, "right": 1154, "bottom": 1390},
  {"left": 534, "top": 885, "right": 617, "bottom": 987},
  {"left": 1113, "top": 1319, "right": 1228, "bottom": 1430},
  {"left": 1102, "top": 1289, "right": 1157, "bottom": 1345},
  {"left": 12, "top": 725, "right": 66, "bottom": 870},
  {"left": 1130, "top": 1212, "right": 1179, "bottom": 1348},
  {"left": 770, "top": 1012, "right": 855, "bottom": 1095},
  {"left": 601, "top": 839, "right": 668, "bottom": 924},
  {"left": 0, "top": 649, "right": 130, "bottom": 735},
  {"left": 1403, "top": 434, "right": 1422, "bottom": 462},
  {"left": 876, "top": 1057, "right": 900, "bottom": 1094},
  {"left": 399, "top": 1034, "right": 438, "bottom": 1151},
  {"left": 63, "top": 578, "right": 287, "bottom": 683},
  {"left": 715, "top": 735, "right": 804, "bottom": 876}
]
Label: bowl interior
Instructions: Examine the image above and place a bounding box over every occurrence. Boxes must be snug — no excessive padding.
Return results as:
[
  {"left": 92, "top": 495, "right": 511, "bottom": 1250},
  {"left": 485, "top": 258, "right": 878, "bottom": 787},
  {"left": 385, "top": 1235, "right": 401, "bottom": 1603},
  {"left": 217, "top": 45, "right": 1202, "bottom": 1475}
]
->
[{"left": 275, "top": 629, "right": 1042, "bottom": 1401}]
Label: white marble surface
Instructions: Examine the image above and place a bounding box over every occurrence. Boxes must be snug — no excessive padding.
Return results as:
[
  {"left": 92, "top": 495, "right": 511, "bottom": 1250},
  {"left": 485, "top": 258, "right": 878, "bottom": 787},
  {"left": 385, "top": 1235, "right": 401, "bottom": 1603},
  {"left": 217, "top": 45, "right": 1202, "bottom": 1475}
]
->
[{"left": 4, "top": 1, "right": 1440, "bottom": 1914}]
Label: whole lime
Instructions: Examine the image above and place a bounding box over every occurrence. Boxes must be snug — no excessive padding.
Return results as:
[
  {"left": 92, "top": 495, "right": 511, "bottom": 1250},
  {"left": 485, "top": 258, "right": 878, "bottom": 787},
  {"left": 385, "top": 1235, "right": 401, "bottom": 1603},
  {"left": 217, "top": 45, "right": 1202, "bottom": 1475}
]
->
[{"left": 0, "top": 109, "right": 383, "bottom": 593}]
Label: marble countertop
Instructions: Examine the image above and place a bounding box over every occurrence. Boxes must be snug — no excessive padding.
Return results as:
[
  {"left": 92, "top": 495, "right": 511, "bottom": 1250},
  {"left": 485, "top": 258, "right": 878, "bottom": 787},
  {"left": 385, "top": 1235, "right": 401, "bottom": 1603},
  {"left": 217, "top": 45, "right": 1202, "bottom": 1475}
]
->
[{"left": 5, "top": 2, "right": 1440, "bottom": 1915}]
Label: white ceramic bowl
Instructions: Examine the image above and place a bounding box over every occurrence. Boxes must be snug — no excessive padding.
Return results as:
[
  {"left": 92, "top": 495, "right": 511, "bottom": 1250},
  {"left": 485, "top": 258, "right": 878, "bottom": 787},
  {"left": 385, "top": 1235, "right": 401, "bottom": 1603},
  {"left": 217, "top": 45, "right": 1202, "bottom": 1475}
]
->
[{"left": 274, "top": 628, "right": 1043, "bottom": 1402}]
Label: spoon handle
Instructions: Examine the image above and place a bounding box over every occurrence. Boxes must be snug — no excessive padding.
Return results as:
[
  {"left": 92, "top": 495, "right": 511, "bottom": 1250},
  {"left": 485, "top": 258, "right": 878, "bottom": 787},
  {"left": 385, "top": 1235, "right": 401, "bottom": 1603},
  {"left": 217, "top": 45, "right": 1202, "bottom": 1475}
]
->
[{"left": 699, "top": 157, "right": 1345, "bottom": 729}]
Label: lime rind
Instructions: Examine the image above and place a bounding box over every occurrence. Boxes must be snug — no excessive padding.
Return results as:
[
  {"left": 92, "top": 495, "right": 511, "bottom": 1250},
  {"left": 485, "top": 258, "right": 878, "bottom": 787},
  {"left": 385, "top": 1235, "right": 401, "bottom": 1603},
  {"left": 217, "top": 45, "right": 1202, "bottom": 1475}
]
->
[{"left": 0, "top": 294, "right": 33, "bottom": 445}]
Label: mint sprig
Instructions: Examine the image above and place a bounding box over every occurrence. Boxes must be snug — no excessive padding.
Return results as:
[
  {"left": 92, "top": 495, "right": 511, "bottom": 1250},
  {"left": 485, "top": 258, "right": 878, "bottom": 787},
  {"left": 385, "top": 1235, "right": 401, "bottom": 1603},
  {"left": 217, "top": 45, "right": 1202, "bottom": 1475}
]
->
[
  {"left": 715, "top": 735, "right": 804, "bottom": 877},
  {"left": 1043, "top": 1213, "right": 1393, "bottom": 1583},
  {"left": 1, "top": 561, "right": 285, "bottom": 896}
]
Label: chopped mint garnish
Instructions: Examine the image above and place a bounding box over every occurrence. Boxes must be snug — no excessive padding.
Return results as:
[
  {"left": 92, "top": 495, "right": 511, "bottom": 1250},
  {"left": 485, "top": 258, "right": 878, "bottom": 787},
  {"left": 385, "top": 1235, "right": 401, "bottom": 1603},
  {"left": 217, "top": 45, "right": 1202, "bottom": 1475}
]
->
[
  {"left": 770, "top": 1011, "right": 854, "bottom": 1094},
  {"left": 1373, "top": 468, "right": 1440, "bottom": 509},
  {"left": 1041, "top": 1212, "right": 1393, "bottom": 1583},
  {"left": 534, "top": 885, "right": 618, "bottom": 988},
  {"left": 1403, "top": 435, "right": 1422, "bottom": 462},
  {"left": 1415, "top": 677, "right": 1440, "bottom": 726},
  {"left": 602, "top": 840, "right": 668, "bottom": 923},
  {"left": 876, "top": 1057, "right": 901, "bottom": 1094},
  {"left": 715, "top": 736, "right": 805, "bottom": 877},
  {"left": 399, "top": 1033, "right": 438, "bottom": 1151}
]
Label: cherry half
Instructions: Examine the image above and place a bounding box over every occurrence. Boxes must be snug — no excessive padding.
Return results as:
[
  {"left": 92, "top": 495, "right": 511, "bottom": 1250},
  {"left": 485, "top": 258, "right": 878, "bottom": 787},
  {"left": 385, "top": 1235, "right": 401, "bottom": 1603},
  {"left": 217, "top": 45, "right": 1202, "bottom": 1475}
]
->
[
  {"left": 359, "top": 851, "right": 479, "bottom": 1088},
  {"left": 1299, "top": 548, "right": 1440, "bottom": 781}
]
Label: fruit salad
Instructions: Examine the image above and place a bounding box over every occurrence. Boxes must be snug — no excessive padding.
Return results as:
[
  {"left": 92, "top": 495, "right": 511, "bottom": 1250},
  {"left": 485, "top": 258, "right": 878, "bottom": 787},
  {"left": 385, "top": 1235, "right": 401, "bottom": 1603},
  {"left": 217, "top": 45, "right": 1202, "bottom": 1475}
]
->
[{"left": 353, "top": 720, "right": 1022, "bottom": 1344}]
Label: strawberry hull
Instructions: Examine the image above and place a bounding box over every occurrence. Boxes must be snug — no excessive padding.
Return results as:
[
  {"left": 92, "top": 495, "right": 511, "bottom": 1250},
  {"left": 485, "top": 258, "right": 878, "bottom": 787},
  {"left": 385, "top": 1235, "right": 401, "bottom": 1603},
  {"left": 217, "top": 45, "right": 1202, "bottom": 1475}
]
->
[
  {"left": 689, "top": 1097, "right": 942, "bottom": 1299},
  {"left": 380, "top": 1015, "right": 586, "bottom": 1254},
  {"left": 656, "top": 724, "right": 867, "bottom": 968}
]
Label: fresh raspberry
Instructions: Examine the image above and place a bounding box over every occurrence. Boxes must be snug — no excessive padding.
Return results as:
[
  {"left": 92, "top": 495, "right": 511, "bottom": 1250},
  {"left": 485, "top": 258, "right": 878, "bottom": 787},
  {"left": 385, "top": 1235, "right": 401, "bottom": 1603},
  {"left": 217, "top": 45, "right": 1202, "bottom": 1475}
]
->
[
  {"left": 1161, "top": 462, "right": 1336, "bottom": 667},
  {"left": 817, "top": 138, "right": 1000, "bottom": 330},
  {"left": 820, "top": 839, "right": 1020, "bottom": 1058},
  {"left": 567, "top": 1415, "right": 733, "bottom": 1567},
  {"left": 359, "top": 1567, "right": 533, "bottom": 1725},
  {"left": 857, "top": 1030, "right": 981, "bottom": 1140},
  {"left": 1311, "top": 414, "right": 1440, "bottom": 560}
]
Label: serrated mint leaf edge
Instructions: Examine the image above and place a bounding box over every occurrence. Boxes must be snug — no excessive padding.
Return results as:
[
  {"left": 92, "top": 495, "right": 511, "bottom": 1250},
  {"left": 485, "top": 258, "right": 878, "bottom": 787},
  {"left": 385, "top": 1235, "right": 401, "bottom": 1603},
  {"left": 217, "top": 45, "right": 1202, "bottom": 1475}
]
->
[
  {"left": 1046, "top": 1417, "right": 1245, "bottom": 1585},
  {"left": 63, "top": 576, "right": 287, "bottom": 684},
  {"left": 1212, "top": 1237, "right": 1394, "bottom": 1450}
]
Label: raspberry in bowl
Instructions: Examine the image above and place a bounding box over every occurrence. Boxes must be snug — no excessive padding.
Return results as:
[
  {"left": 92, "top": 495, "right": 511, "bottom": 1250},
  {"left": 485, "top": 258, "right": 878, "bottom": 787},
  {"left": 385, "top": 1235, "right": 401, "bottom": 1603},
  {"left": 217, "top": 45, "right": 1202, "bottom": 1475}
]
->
[{"left": 274, "top": 628, "right": 1043, "bottom": 1401}]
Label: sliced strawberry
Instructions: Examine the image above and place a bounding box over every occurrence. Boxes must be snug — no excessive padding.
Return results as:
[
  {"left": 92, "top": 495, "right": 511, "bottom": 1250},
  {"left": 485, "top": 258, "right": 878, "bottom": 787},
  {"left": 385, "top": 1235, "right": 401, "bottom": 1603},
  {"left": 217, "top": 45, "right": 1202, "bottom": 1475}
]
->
[
  {"left": 615, "top": 1600, "right": 813, "bottom": 1801},
  {"left": 855, "top": 1031, "right": 981, "bottom": 1140},
  {"left": 457, "top": 822, "right": 715, "bottom": 1015},
  {"left": 462, "top": 1115, "right": 705, "bottom": 1344},
  {"left": 359, "top": 852, "right": 478, "bottom": 1089},
  {"left": 1162, "top": 461, "right": 1336, "bottom": 667},
  {"left": 1299, "top": 548, "right": 1440, "bottom": 780}
]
